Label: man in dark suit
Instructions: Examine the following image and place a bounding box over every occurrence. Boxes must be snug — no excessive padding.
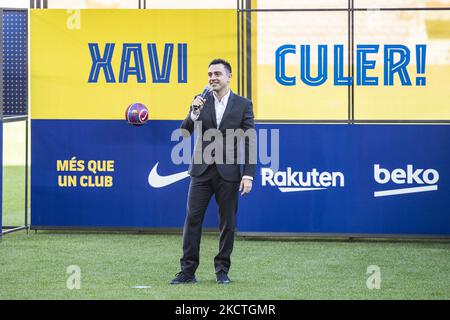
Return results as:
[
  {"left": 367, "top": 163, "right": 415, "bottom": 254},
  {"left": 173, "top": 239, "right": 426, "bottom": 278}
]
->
[{"left": 170, "top": 59, "right": 255, "bottom": 284}]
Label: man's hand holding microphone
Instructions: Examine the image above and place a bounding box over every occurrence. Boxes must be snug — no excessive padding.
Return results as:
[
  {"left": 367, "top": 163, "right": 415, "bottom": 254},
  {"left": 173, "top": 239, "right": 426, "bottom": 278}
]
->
[
  {"left": 191, "top": 96, "right": 206, "bottom": 116},
  {"left": 191, "top": 85, "right": 212, "bottom": 118}
]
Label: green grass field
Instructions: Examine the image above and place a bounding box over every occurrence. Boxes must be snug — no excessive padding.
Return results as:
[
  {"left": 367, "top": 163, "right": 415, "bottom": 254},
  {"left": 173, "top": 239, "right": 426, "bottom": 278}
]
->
[
  {"left": 2, "top": 166, "right": 28, "bottom": 228},
  {"left": 1, "top": 231, "right": 449, "bottom": 300},
  {"left": 1, "top": 166, "right": 450, "bottom": 300}
]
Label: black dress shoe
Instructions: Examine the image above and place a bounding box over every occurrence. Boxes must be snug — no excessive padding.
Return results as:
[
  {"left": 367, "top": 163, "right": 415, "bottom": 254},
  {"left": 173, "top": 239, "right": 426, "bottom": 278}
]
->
[
  {"left": 170, "top": 272, "right": 197, "bottom": 284},
  {"left": 216, "top": 271, "right": 231, "bottom": 284}
]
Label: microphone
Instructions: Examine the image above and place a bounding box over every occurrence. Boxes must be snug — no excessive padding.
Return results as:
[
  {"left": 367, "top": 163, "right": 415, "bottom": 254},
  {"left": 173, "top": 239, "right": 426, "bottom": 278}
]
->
[
  {"left": 200, "top": 85, "right": 212, "bottom": 99},
  {"left": 193, "top": 85, "right": 212, "bottom": 112}
]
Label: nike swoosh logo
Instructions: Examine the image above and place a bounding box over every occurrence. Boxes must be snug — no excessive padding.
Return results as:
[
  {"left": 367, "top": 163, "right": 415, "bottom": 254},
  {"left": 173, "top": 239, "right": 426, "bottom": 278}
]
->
[{"left": 148, "top": 162, "right": 189, "bottom": 188}]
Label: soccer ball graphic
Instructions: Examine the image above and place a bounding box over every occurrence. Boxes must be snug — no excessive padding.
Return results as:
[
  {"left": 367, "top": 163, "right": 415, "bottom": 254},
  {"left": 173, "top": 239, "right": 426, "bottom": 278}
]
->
[{"left": 125, "top": 103, "right": 149, "bottom": 126}]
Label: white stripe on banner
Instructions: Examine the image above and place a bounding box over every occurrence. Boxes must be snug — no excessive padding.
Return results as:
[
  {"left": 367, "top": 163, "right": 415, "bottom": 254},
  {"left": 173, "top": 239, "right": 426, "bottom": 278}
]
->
[
  {"left": 278, "top": 187, "right": 326, "bottom": 192},
  {"left": 374, "top": 185, "right": 438, "bottom": 197}
]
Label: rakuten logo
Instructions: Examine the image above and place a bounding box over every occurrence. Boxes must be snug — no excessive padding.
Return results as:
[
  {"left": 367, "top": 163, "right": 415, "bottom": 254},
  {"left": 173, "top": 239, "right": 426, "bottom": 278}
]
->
[
  {"left": 261, "top": 167, "right": 344, "bottom": 192},
  {"left": 373, "top": 164, "right": 439, "bottom": 197}
]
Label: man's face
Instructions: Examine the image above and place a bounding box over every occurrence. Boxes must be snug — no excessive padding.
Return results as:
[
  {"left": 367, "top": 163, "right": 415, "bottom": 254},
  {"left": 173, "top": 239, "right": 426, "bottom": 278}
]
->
[{"left": 208, "top": 64, "right": 231, "bottom": 92}]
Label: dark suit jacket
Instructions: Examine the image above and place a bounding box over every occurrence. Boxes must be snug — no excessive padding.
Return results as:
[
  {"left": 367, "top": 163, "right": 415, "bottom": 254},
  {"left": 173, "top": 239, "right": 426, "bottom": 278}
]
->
[{"left": 181, "top": 91, "right": 256, "bottom": 182}]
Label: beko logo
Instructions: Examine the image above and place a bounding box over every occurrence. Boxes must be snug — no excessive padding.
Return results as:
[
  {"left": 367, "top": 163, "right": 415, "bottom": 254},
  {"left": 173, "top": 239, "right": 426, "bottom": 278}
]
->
[
  {"left": 261, "top": 167, "right": 345, "bottom": 192},
  {"left": 373, "top": 164, "right": 439, "bottom": 197}
]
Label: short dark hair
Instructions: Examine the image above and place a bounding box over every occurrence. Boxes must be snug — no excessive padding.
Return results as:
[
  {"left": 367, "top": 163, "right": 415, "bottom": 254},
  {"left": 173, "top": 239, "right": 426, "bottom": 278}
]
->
[{"left": 209, "top": 59, "right": 232, "bottom": 74}]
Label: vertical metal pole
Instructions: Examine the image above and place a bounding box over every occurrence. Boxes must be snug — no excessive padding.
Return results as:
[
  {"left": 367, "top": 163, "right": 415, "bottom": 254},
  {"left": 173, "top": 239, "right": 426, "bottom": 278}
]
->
[
  {"left": 240, "top": 0, "right": 244, "bottom": 96},
  {"left": 351, "top": 0, "right": 354, "bottom": 123},
  {"left": 30, "top": 0, "right": 35, "bottom": 9},
  {"left": 25, "top": 9, "right": 29, "bottom": 232},
  {"left": 245, "top": 0, "right": 252, "bottom": 100},
  {"left": 25, "top": 119, "right": 29, "bottom": 232},
  {"left": 347, "top": 0, "right": 351, "bottom": 124},
  {"left": 237, "top": 0, "right": 240, "bottom": 95}
]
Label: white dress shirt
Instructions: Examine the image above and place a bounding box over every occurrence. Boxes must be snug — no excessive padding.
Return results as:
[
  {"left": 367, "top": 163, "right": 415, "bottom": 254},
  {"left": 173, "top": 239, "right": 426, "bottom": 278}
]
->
[
  {"left": 212, "top": 89, "right": 230, "bottom": 128},
  {"left": 190, "top": 89, "right": 230, "bottom": 126},
  {"left": 190, "top": 90, "right": 253, "bottom": 182}
]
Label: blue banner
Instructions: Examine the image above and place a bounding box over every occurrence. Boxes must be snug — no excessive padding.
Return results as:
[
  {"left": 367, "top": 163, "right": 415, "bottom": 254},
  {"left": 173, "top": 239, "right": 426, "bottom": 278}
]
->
[
  {"left": 238, "top": 124, "right": 450, "bottom": 236},
  {"left": 31, "top": 120, "right": 218, "bottom": 229},
  {"left": 31, "top": 120, "right": 450, "bottom": 236}
]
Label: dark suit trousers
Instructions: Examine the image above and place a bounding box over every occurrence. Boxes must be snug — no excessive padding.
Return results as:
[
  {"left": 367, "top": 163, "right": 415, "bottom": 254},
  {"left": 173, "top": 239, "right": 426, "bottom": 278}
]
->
[{"left": 180, "top": 164, "right": 239, "bottom": 275}]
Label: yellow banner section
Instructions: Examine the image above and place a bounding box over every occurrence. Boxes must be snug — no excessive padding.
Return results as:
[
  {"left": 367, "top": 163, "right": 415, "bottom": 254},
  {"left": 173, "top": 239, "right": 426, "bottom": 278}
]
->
[
  {"left": 31, "top": 9, "right": 237, "bottom": 120},
  {"left": 256, "top": 64, "right": 450, "bottom": 121},
  {"left": 354, "top": 66, "right": 450, "bottom": 120},
  {"left": 257, "top": 66, "right": 348, "bottom": 120}
]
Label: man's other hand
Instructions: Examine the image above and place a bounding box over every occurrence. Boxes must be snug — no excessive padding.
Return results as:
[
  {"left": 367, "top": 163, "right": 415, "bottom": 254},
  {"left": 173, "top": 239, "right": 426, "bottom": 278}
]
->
[
  {"left": 191, "top": 96, "right": 206, "bottom": 115},
  {"left": 239, "top": 178, "right": 252, "bottom": 195}
]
